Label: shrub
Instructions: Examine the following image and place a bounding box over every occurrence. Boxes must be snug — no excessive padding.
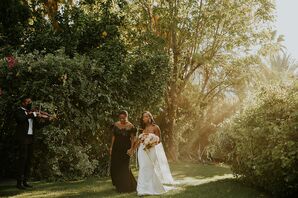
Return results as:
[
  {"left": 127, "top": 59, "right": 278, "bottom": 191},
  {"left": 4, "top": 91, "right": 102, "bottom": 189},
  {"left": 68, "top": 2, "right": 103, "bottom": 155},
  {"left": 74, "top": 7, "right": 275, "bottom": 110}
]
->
[
  {"left": 0, "top": 47, "right": 169, "bottom": 180},
  {"left": 0, "top": 51, "right": 114, "bottom": 179},
  {"left": 209, "top": 83, "right": 298, "bottom": 196},
  {"left": 0, "top": 0, "right": 170, "bottom": 181}
]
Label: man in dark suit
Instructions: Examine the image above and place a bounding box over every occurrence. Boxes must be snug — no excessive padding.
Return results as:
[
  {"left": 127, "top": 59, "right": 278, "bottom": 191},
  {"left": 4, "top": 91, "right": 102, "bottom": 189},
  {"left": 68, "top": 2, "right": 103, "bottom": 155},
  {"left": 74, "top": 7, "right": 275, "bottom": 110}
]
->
[{"left": 15, "top": 96, "right": 51, "bottom": 189}]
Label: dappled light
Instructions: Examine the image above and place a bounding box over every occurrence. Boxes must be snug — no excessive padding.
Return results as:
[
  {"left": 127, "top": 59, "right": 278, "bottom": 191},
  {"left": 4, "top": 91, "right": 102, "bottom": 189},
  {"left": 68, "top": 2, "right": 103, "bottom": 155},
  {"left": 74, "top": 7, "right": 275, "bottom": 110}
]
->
[
  {"left": 0, "top": 0, "right": 297, "bottom": 197},
  {"left": 1, "top": 163, "right": 263, "bottom": 198}
]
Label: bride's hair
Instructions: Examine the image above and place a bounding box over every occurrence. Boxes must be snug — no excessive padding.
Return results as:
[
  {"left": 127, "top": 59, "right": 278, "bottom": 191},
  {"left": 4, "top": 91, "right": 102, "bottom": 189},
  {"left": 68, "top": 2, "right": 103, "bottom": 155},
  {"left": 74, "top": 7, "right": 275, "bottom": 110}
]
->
[{"left": 140, "top": 111, "right": 156, "bottom": 130}]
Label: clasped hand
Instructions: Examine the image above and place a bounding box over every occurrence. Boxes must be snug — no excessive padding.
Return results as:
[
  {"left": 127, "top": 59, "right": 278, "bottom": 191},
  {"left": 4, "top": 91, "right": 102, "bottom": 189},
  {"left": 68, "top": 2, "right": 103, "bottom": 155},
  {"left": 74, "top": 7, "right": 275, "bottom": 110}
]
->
[{"left": 127, "top": 149, "right": 134, "bottom": 156}]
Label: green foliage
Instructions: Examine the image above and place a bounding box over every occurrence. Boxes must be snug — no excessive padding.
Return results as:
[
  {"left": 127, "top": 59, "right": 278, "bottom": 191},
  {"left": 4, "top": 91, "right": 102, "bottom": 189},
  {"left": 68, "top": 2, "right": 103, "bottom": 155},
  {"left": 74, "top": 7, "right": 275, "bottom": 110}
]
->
[
  {"left": 0, "top": 0, "right": 31, "bottom": 49},
  {"left": 126, "top": 0, "right": 278, "bottom": 160},
  {"left": 176, "top": 82, "right": 240, "bottom": 162},
  {"left": 0, "top": 45, "right": 169, "bottom": 179},
  {"left": 209, "top": 83, "right": 298, "bottom": 196},
  {"left": 0, "top": 0, "right": 170, "bottom": 180},
  {"left": 125, "top": 33, "right": 170, "bottom": 113},
  {"left": 1, "top": 51, "right": 112, "bottom": 179},
  {"left": 22, "top": 1, "right": 123, "bottom": 56}
]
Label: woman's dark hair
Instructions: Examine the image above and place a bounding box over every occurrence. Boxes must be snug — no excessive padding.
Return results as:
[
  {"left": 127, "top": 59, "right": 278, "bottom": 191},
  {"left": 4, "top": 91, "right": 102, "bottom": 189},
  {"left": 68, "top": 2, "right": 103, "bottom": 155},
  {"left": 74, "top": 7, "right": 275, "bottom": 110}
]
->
[
  {"left": 20, "top": 95, "right": 31, "bottom": 103},
  {"left": 118, "top": 110, "right": 128, "bottom": 117},
  {"left": 140, "top": 111, "right": 156, "bottom": 130}
]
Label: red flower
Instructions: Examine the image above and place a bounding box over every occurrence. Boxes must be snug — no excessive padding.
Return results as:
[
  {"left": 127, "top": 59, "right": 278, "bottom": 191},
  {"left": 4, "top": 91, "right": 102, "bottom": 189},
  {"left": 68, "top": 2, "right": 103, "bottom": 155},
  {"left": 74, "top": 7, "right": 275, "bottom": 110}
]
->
[{"left": 5, "top": 55, "right": 16, "bottom": 69}]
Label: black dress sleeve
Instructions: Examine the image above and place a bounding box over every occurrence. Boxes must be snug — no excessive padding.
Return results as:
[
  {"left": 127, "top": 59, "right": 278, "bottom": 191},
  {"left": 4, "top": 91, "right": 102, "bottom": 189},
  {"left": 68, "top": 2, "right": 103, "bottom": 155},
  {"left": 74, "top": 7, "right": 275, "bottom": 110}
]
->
[
  {"left": 111, "top": 124, "right": 118, "bottom": 136},
  {"left": 130, "top": 127, "right": 137, "bottom": 137}
]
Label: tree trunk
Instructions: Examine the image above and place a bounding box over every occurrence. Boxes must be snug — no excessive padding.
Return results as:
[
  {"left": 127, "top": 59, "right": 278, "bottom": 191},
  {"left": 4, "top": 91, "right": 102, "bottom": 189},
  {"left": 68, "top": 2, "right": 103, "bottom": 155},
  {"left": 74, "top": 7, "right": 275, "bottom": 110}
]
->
[{"left": 163, "top": 83, "right": 179, "bottom": 161}]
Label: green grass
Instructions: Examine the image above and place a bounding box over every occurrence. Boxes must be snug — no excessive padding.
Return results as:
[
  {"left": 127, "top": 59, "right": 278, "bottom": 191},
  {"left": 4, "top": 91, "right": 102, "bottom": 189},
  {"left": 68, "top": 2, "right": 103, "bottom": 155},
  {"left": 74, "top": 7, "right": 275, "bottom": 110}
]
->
[{"left": 0, "top": 162, "right": 269, "bottom": 198}]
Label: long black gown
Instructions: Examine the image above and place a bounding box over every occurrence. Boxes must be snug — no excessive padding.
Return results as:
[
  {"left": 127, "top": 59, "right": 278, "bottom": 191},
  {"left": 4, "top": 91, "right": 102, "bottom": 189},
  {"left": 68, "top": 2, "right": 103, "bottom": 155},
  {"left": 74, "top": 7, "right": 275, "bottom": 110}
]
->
[{"left": 110, "top": 124, "right": 137, "bottom": 193}]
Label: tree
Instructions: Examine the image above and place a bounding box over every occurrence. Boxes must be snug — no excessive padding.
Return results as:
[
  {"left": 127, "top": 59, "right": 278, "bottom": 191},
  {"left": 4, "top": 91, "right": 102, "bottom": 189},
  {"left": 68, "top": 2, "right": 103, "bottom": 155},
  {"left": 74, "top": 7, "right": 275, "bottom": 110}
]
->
[
  {"left": 0, "top": 0, "right": 171, "bottom": 179},
  {"left": 126, "top": 0, "right": 277, "bottom": 160},
  {"left": 261, "top": 51, "right": 298, "bottom": 83},
  {"left": 0, "top": 0, "right": 31, "bottom": 51}
]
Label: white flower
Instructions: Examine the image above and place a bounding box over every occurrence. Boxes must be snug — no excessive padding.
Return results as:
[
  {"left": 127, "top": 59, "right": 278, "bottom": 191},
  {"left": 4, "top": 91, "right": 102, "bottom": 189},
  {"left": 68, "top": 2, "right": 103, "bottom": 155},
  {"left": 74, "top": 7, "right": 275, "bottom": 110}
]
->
[{"left": 139, "top": 133, "right": 159, "bottom": 150}]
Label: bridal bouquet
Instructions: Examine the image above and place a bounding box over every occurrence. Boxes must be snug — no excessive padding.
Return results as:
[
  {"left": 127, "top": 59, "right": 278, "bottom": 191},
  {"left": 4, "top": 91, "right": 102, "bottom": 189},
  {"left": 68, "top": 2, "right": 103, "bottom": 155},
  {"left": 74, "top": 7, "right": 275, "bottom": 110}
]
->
[{"left": 139, "top": 133, "right": 159, "bottom": 150}]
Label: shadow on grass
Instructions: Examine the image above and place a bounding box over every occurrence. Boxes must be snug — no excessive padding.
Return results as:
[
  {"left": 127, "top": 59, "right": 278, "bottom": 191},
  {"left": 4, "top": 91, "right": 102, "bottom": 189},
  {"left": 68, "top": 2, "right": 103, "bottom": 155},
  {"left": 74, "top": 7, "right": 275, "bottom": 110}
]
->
[
  {"left": 0, "top": 179, "right": 270, "bottom": 198},
  {"left": 0, "top": 163, "right": 269, "bottom": 198},
  {"left": 0, "top": 177, "right": 114, "bottom": 198},
  {"left": 165, "top": 178, "right": 270, "bottom": 198}
]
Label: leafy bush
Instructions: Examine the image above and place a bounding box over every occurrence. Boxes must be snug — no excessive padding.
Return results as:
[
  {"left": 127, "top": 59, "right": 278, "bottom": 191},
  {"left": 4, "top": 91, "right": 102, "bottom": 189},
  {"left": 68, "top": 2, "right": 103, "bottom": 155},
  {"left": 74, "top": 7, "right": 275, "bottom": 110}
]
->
[
  {"left": 0, "top": 46, "right": 169, "bottom": 180},
  {"left": 0, "top": 0, "right": 170, "bottom": 181},
  {"left": 23, "top": 4, "right": 116, "bottom": 56},
  {"left": 0, "top": 51, "right": 113, "bottom": 180},
  {"left": 0, "top": 0, "right": 31, "bottom": 48},
  {"left": 209, "top": 83, "right": 298, "bottom": 196}
]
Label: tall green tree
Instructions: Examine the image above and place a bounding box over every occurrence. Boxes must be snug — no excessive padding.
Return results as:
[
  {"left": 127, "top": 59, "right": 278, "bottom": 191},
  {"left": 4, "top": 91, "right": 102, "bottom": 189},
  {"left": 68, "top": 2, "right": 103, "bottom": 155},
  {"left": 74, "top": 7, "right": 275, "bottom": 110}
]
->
[
  {"left": 126, "top": 0, "right": 277, "bottom": 160},
  {"left": 0, "top": 0, "right": 31, "bottom": 52},
  {"left": 259, "top": 51, "right": 298, "bottom": 83}
]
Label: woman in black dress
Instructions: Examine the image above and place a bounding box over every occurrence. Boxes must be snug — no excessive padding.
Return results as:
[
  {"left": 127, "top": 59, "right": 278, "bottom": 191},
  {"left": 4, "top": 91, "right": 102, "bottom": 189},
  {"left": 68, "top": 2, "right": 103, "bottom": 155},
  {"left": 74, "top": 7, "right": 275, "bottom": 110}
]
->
[{"left": 110, "top": 110, "right": 137, "bottom": 193}]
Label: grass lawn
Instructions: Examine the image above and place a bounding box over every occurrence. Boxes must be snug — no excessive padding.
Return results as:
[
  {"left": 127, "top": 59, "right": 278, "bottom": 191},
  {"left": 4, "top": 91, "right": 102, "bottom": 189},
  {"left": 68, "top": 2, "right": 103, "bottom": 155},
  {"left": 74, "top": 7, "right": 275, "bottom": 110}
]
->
[{"left": 0, "top": 162, "right": 269, "bottom": 198}]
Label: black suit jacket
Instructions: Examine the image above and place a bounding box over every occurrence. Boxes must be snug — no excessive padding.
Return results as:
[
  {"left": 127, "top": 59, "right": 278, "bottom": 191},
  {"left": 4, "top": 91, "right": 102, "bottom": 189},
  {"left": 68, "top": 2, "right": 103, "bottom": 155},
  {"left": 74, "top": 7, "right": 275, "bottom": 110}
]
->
[{"left": 14, "top": 107, "right": 40, "bottom": 144}]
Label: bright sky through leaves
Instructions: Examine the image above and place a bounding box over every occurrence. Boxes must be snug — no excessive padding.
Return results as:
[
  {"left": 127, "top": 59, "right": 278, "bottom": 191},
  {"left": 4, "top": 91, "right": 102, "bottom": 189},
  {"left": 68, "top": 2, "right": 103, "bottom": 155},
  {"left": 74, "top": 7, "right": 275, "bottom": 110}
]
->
[{"left": 276, "top": 0, "right": 298, "bottom": 60}]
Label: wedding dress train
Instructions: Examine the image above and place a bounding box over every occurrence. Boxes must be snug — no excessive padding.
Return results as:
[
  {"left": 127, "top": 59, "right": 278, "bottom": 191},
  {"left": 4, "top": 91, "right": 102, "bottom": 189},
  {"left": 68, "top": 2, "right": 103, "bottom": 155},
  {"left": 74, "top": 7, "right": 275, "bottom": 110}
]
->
[{"left": 137, "top": 143, "right": 175, "bottom": 195}]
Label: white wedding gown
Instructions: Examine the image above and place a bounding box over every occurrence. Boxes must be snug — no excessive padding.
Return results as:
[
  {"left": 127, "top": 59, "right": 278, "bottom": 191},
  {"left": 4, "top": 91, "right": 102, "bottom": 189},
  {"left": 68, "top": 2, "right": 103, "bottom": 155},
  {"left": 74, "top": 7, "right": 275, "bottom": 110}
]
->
[{"left": 137, "top": 142, "right": 175, "bottom": 196}]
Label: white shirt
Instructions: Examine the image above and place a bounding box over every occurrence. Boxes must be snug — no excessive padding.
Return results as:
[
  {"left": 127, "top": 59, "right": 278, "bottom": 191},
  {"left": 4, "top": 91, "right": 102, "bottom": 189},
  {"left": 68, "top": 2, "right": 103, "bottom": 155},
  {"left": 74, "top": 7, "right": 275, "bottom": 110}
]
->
[{"left": 21, "top": 107, "right": 37, "bottom": 135}]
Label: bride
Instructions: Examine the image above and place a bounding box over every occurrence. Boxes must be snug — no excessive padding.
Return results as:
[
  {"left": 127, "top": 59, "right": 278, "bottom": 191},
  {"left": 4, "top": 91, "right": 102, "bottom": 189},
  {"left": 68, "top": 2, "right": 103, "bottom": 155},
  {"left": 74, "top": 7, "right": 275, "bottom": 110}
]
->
[{"left": 130, "top": 111, "right": 175, "bottom": 196}]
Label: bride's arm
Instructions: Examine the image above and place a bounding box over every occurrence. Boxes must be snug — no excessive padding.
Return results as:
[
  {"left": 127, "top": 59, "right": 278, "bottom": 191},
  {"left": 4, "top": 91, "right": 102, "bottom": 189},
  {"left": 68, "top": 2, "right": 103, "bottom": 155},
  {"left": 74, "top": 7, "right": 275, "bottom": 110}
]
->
[
  {"left": 127, "top": 139, "right": 139, "bottom": 156},
  {"left": 133, "top": 128, "right": 143, "bottom": 151},
  {"left": 132, "top": 139, "right": 140, "bottom": 151},
  {"left": 154, "top": 125, "right": 161, "bottom": 143}
]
